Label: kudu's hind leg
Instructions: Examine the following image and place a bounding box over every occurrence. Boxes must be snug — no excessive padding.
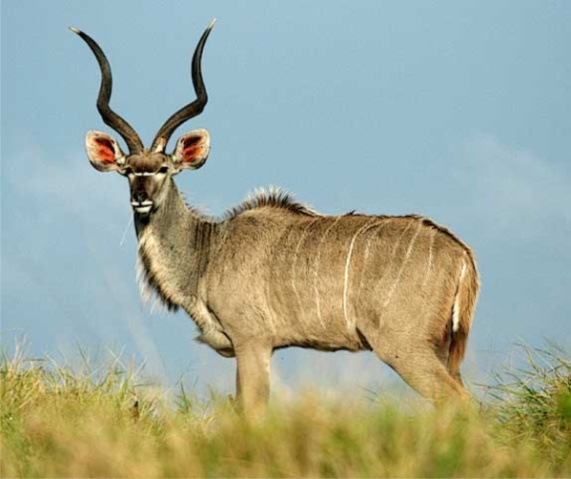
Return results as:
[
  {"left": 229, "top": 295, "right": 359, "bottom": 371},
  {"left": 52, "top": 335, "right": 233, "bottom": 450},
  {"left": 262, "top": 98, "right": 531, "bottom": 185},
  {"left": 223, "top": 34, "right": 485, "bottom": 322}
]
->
[
  {"left": 433, "top": 324, "right": 465, "bottom": 388},
  {"left": 234, "top": 341, "right": 272, "bottom": 419},
  {"left": 359, "top": 325, "right": 467, "bottom": 403},
  {"left": 385, "top": 349, "right": 469, "bottom": 403}
]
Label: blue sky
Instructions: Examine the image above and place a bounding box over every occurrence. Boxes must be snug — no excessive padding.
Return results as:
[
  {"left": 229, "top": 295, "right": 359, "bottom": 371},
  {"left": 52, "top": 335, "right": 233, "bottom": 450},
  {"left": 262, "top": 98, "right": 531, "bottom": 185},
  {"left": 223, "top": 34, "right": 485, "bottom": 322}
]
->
[{"left": 2, "top": 1, "right": 570, "bottom": 399}]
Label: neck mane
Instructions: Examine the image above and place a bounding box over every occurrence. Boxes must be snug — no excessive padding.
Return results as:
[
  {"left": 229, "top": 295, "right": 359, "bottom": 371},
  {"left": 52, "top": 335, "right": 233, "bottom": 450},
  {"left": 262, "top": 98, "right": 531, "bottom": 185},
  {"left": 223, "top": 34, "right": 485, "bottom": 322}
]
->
[
  {"left": 135, "top": 180, "right": 217, "bottom": 312},
  {"left": 133, "top": 184, "right": 317, "bottom": 313}
]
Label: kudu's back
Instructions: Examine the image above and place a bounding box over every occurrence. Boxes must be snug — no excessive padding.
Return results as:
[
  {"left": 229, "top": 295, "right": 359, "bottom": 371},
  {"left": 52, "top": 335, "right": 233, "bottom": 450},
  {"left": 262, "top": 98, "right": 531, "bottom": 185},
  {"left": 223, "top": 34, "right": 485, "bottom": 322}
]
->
[{"left": 206, "top": 202, "right": 478, "bottom": 392}]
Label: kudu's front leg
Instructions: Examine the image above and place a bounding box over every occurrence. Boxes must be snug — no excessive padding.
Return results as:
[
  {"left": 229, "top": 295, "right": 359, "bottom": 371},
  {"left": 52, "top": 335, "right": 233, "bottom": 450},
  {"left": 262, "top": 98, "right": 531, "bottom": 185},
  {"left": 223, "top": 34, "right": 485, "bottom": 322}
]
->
[{"left": 234, "top": 341, "right": 272, "bottom": 420}]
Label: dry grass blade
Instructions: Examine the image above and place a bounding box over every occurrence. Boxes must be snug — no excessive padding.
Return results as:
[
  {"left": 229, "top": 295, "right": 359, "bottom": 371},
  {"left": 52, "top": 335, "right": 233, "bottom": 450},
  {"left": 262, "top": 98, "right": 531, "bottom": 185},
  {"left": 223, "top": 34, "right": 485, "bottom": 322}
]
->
[{"left": 1, "top": 342, "right": 570, "bottom": 478}]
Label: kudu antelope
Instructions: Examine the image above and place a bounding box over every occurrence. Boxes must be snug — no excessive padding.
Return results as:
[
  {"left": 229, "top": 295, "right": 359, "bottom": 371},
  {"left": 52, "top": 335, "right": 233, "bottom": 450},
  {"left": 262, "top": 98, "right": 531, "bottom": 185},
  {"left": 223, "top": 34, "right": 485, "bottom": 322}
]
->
[{"left": 72, "top": 22, "right": 479, "bottom": 416}]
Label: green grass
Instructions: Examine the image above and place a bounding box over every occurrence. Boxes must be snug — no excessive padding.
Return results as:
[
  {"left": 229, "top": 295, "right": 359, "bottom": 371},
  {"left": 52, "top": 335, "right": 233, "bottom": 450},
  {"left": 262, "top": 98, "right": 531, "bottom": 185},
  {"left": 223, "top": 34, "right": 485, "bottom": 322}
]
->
[{"left": 1, "top": 344, "right": 570, "bottom": 478}]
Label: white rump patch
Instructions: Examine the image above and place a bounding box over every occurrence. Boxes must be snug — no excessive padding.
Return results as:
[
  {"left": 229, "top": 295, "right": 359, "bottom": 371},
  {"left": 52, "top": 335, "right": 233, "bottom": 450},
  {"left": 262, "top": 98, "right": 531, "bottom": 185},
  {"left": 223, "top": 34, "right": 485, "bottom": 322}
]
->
[{"left": 452, "top": 260, "right": 467, "bottom": 333}]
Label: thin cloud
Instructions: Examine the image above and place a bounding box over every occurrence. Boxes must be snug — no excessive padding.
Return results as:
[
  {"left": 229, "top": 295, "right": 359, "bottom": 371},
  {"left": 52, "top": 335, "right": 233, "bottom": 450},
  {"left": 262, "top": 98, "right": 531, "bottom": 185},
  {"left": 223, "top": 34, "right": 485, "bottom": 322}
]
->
[
  {"left": 454, "top": 134, "right": 571, "bottom": 243},
  {"left": 14, "top": 145, "right": 126, "bottom": 222},
  {"left": 3, "top": 140, "right": 163, "bottom": 371}
]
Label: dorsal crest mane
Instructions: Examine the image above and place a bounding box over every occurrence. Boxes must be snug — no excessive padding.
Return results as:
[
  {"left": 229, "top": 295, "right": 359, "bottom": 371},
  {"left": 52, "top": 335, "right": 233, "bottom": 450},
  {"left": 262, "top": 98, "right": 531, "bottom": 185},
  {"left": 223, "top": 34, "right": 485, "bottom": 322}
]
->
[{"left": 224, "top": 187, "right": 320, "bottom": 219}]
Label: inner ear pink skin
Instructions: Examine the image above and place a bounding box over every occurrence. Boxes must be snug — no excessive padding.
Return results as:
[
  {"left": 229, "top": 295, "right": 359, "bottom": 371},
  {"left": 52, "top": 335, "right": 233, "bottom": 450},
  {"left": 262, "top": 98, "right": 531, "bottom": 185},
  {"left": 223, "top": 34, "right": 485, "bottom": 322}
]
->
[
  {"left": 94, "top": 137, "right": 116, "bottom": 163},
  {"left": 182, "top": 136, "right": 206, "bottom": 163}
]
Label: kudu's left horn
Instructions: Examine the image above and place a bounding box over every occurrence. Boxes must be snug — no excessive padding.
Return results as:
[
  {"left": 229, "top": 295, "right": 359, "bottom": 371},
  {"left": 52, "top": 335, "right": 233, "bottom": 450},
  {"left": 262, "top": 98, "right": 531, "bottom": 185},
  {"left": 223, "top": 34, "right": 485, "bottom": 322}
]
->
[{"left": 70, "top": 26, "right": 144, "bottom": 154}]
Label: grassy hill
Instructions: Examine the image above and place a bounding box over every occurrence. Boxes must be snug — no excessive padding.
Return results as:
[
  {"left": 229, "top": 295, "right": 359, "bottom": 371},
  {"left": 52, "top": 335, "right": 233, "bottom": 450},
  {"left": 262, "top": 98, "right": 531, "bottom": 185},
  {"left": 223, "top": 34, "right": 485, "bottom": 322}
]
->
[{"left": 1, "top": 344, "right": 570, "bottom": 477}]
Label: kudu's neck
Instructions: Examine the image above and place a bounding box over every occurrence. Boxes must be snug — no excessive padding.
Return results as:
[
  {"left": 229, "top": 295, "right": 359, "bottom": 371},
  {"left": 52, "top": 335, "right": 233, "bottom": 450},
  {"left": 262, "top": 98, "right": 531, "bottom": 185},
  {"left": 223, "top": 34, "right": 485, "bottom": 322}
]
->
[{"left": 135, "top": 180, "right": 217, "bottom": 310}]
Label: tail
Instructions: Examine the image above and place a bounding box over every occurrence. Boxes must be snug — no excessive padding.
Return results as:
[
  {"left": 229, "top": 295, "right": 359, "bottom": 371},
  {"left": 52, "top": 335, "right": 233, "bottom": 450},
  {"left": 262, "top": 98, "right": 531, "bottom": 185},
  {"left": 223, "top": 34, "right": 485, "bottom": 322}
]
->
[{"left": 448, "top": 251, "right": 480, "bottom": 381}]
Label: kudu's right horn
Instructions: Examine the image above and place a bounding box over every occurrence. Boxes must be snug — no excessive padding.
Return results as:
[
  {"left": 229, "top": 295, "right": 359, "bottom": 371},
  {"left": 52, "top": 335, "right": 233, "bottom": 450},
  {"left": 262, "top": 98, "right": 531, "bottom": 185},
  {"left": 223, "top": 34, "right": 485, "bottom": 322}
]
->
[{"left": 151, "top": 19, "right": 216, "bottom": 152}]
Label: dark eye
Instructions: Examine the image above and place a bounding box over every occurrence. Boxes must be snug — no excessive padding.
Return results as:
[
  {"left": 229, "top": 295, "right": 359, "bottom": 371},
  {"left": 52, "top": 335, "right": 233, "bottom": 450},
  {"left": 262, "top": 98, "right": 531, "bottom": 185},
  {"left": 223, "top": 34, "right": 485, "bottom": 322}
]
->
[
  {"left": 158, "top": 166, "right": 169, "bottom": 174},
  {"left": 120, "top": 167, "right": 133, "bottom": 176}
]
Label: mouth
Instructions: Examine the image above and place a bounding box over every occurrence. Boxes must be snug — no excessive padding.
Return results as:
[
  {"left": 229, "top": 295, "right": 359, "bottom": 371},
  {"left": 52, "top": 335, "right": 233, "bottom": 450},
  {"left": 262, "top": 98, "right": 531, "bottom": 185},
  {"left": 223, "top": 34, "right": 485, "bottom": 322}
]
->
[{"left": 131, "top": 200, "right": 153, "bottom": 215}]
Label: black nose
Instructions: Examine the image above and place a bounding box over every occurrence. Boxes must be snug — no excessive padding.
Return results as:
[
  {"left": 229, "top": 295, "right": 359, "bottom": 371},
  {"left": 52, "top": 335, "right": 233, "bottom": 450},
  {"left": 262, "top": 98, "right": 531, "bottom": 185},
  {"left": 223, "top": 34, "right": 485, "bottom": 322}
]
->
[{"left": 133, "top": 191, "right": 148, "bottom": 203}]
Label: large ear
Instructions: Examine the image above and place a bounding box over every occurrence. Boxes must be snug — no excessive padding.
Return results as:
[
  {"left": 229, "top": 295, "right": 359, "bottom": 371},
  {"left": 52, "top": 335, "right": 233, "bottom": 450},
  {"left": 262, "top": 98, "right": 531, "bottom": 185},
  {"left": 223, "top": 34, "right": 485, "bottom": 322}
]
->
[
  {"left": 172, "top": 129, "right": 210, "bottom": 170},
  {"left": 85, "top": 131, "right": 125, "bottom": 172}
]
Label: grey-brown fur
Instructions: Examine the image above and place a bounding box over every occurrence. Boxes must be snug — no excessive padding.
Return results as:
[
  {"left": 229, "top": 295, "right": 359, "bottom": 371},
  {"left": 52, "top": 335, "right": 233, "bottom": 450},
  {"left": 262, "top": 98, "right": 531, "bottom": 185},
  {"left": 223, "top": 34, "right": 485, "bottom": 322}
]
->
[
  {"left": 135, "top": 183, "right": 479, "bottom": 415},
  {"left": 73, "top": 23, "right": 480, "bottom": 418}
]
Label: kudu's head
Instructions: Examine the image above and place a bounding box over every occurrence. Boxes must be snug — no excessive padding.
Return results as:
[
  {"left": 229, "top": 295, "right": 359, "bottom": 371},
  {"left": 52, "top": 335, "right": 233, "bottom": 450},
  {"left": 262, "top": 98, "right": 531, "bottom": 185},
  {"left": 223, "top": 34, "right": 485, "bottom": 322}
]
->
[{"left": 72, "top": 22, "right": 215, "bottom": 215}]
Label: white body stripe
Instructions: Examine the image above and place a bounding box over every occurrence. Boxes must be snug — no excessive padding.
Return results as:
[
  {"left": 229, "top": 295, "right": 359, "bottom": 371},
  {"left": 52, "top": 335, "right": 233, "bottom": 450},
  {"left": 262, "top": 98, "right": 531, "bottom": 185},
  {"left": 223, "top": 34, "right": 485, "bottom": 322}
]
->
[
  {"left": 342, "top": 220, "right": 381, "bottom": 331},
  {"left": 422, "top": 228, "right": 436, "bottom": 288},
  {"left": 291, "top": 218, "right": 320, "bottom": 320},
  {"left": 452, "top": 259, "right": 467, "bottom": 332},
  {"left": 354, "top": 220, "right": 391, "bottom": 302},
  {"left": 383, "top": 222, "right": 422, "bottom": 307},
  {"left": 313, "top": 217, "right": 342, "bottom": 326}
]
